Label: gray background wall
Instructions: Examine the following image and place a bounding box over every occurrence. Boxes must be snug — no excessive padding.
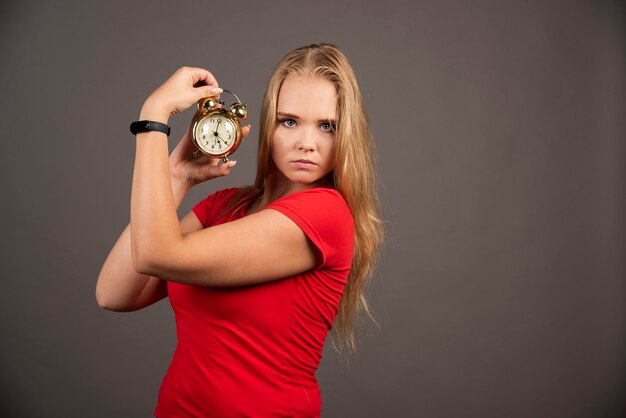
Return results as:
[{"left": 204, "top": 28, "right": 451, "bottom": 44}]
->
[{"left": 0, "top": 0, "right": 624, "bottom": 417}]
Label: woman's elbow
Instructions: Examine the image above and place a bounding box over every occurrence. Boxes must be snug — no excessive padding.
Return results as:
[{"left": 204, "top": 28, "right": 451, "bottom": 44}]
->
[
  {"left": 130, "top": 245, "right": 154, "bottom": 276},
  {"left": 131, "top": 242, "right": 165, "bottom": 277},
  {"left": 132, "top": 255, "right": 161, "bottom": 278},
  {"left": 95, "top": 286, "right": 116, "bottom": 311},
  {"left": 95, "top": 274, "right": 129, "bottom": 312}
]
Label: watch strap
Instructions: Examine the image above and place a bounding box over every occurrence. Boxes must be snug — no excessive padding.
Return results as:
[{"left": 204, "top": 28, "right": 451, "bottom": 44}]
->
[{"left": 130, "top": 120, "right": 171, "bottom": 136}]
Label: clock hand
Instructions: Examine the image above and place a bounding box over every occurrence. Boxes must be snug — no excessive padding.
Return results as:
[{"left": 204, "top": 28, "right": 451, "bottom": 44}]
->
[
  {"left": 210, "top": 119, "right": 221, "bottom": 136},
  {"left": 217, "top": 135, "right": 230, "bottom": 146}
]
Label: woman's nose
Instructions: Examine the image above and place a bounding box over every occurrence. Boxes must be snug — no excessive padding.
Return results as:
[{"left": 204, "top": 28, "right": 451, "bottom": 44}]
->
[{"left": 296, "top": 128, "right": 316, "bottom": 151}]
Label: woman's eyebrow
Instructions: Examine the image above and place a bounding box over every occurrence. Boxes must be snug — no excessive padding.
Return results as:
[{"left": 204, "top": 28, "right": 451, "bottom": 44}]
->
[
  {"left": 277, "top": 111, "right": 336, "bottom": 124},
  {"left": 277, "top": 111, "right": 299, "bottom": 119}
]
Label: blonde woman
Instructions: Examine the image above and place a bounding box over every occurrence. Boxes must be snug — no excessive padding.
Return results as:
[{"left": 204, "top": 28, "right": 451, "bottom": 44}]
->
[{"left": 97, "top": 44, "right": 384, "bottom": 417}]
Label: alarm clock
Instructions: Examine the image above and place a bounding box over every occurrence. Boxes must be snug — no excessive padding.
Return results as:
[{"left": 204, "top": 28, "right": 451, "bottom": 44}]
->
[{"left": 190, "top": 89, "right": 248, "bottom": 162}]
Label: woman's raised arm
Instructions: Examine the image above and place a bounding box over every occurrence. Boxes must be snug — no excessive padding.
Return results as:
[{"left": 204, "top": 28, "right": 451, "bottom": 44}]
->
[{"left": 97, "top": 66, "right": 240, "bottom": 311}]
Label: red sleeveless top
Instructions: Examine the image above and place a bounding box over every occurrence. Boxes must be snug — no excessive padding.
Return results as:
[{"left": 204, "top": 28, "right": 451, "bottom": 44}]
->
[{"left": 154, "top": 187, "right": 354, "bottom": 417}]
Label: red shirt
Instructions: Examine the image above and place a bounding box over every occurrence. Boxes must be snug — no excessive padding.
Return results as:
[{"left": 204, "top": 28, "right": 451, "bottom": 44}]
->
[{"left": 155, "top": 187, "right": 354, "bottom": 417}]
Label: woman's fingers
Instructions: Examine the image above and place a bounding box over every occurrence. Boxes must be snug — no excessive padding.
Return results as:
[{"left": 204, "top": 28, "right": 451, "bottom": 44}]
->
[
  {"left": 241, "top": 124, "right": 252, "bottom": 141},
  {"left": 143, "top": 67, "right": 223, "bottom": 119},
  {"left": 201, "top": 159, "right": 236, "bottom": 179},
  {"left": 183, "top": 67, "right": 223, "bottom": 103},
  {"left": 199, "top": 86, "right": 223, "bottom": 102},
  {"left": 220, "top": 159, "right": 238, "bottom": 173},
  {"left": 186, "top": 66, "right": 218, "bottom": 89}
]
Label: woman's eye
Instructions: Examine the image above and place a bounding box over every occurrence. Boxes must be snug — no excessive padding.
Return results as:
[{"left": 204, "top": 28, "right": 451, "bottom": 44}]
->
[
  {"left": 321, "top": 122, "right": 336, "bottom": 132},
  {"left": 281, "top": 119, "right": 296, "bottom": 127}
]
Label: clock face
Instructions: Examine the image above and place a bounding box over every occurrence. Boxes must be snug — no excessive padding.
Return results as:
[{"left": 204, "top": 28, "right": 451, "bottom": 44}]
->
[{"left": 194, "top": 113, "right": 237, "bottom": 156}]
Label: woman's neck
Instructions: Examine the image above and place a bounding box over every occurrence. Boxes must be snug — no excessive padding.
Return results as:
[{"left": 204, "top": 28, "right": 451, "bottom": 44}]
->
[{"left": 248, "top": 173, "right": 331, "bottom": 215}]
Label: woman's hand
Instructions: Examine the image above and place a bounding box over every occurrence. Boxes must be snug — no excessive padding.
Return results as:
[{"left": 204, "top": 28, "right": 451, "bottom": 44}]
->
[
  {"left": 169, "top": 124, "right": 252, "bottom": 188},
  {"left": 136, "top": 65, "right": 251, "bottom": 188},
  {"left": 139, "top": 66, "right": 223, "bottom": 123}
]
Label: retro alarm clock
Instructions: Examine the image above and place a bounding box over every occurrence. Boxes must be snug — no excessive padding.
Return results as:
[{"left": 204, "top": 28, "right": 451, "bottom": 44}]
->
[{"left": 190, "top": 89, "right": 248, "bottom": 161}]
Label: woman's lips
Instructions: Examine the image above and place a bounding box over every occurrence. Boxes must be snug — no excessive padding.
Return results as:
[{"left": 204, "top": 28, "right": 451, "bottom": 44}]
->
[{"left": 292, "top": 159, "right": 316, "bottom": 168}]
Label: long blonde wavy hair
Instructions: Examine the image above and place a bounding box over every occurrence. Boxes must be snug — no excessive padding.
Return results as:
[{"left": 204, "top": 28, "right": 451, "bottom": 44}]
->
[{"left": 233, "top": 44, "right": 384, "bottom": 355}]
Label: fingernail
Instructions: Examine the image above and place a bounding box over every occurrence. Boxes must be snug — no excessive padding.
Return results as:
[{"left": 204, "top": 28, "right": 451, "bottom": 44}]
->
[
  {"left": 210, "top": 87, "right": 223, "bottom": 94},
  {"left": 229, "top": 160, "right": 237, "bottom": 167}
]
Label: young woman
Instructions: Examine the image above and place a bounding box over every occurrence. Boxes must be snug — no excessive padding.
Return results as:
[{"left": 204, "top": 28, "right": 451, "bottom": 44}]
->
[{"left": 96, "top": 44, "right": 384, "bottom": 417}]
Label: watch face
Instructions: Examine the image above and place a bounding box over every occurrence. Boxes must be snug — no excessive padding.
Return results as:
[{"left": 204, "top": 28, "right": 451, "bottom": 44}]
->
[{"left": 194, "top": 113, "right": 237, "bottom": 156}]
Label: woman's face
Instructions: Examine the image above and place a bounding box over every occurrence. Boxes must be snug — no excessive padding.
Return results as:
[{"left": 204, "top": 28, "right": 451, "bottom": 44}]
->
[{"left": 271, "top": 75, "right": 337, "bottom": 189}]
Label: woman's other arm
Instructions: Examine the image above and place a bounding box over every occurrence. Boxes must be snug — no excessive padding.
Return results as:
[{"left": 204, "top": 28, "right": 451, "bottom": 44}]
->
[{"left": 96, "top": 179, "right": 201, "bottom": 312}]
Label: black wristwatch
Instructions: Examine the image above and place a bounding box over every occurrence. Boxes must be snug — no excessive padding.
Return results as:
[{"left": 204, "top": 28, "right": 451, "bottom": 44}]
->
[{"left": 130, "top": 120, "right": 171, "bottom": 136}]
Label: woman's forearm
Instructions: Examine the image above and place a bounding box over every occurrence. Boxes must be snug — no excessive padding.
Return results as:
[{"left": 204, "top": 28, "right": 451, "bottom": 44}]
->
[
  {"left": 124, "top": 67, "right": 230, "bottom": 278},
  {"left": 130, "top": 100, "right": 192, "bottom": 273},
  {"left": 131, "top": 133, "right": 179, "bottom": 267}
]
